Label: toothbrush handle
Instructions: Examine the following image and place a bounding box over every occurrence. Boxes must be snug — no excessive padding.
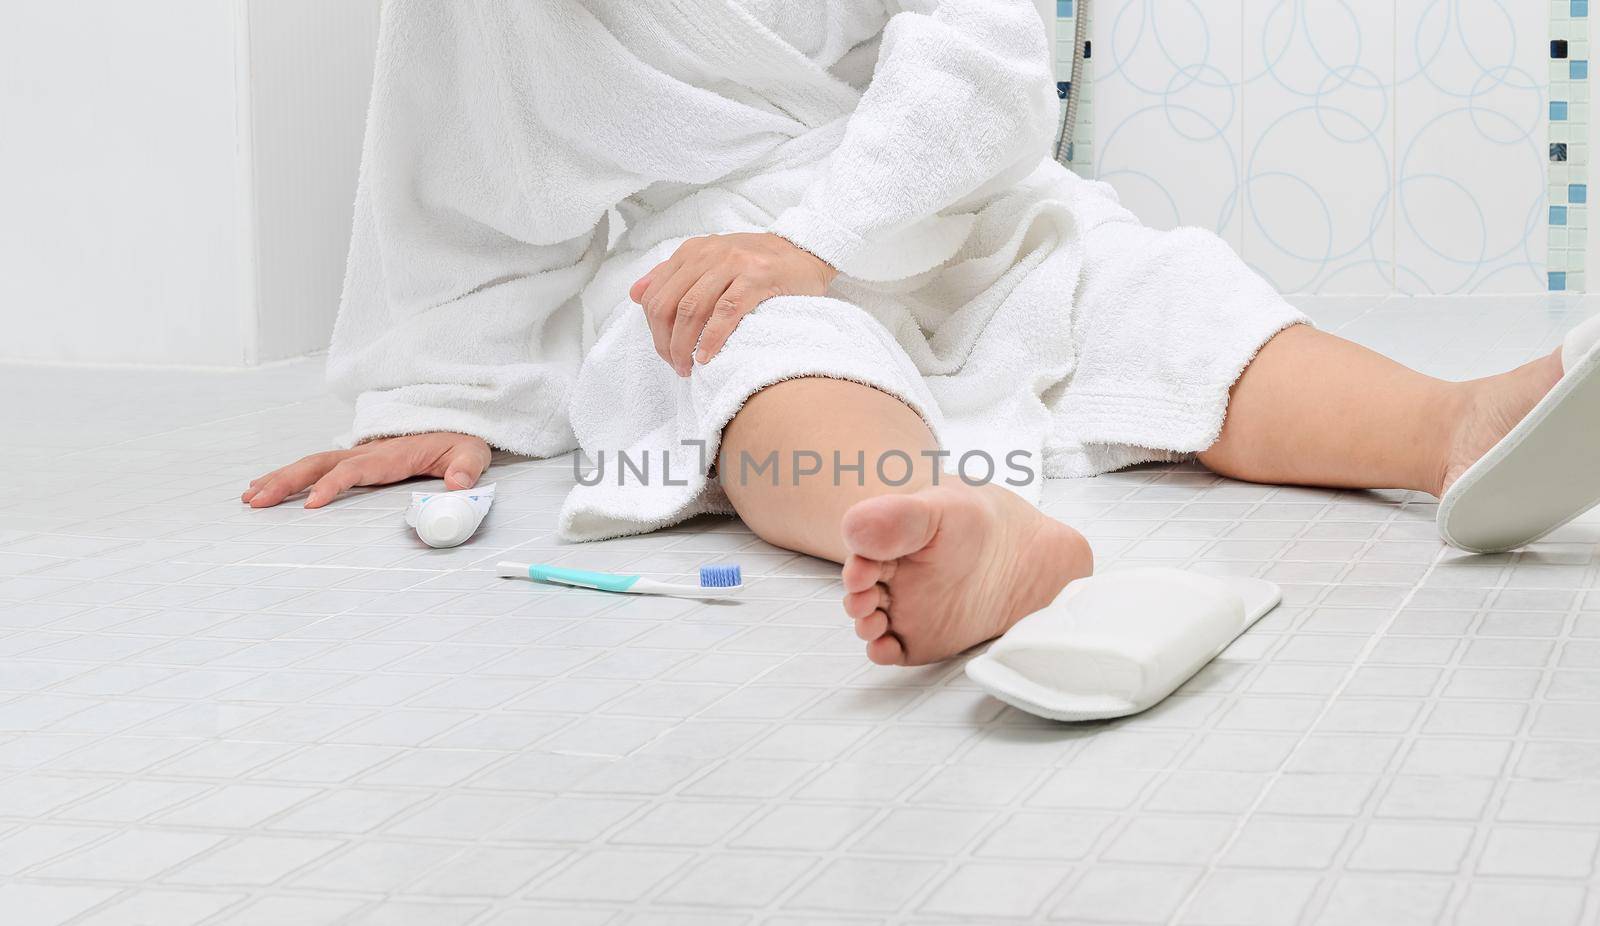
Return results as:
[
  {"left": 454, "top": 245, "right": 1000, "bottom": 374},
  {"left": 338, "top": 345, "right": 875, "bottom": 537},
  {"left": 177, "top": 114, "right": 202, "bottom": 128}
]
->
[
  {"left": 518, "top": 563, "right": 641, "bottom": 593},
  {"left": 495, "top": 562, "right": 736, "bottom": 599}
]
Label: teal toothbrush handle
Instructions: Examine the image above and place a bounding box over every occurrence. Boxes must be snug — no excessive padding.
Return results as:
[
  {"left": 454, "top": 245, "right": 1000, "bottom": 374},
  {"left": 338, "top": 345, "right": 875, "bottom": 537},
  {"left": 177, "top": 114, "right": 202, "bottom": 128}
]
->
[{"left": 526, "top": 564, "right": 641, "bottom": 593}]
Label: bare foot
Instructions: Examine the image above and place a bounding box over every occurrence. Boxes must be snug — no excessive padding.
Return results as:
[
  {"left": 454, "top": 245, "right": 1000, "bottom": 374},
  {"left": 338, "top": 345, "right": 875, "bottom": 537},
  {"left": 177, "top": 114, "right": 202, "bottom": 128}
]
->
[
  {"left": 839, "top": 483, "right": 1093, "bottom": 666},
  {"left": 1438, "top": 349, "right": 1565, "bottom": 496}
]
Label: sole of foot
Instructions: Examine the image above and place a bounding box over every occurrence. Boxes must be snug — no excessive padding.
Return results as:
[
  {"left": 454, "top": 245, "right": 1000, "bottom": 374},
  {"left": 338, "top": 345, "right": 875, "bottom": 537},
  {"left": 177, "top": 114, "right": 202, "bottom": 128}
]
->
[{"left": 839, "top": 482, "right": 1093, "bottom": 666}]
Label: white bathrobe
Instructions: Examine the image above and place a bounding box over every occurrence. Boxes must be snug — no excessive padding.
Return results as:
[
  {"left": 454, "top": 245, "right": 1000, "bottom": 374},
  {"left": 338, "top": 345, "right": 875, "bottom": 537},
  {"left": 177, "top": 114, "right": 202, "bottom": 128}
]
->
[{"left": 328, "top": 0, "right": 1306, "bottom": 541}]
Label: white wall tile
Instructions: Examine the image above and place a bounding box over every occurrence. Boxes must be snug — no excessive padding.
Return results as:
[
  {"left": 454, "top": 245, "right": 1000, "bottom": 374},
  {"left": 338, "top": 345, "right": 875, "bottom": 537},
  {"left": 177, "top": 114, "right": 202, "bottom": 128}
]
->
[
  {"left": 1091, "top": 0, "right": 1552, "bottom": 294},
  {"left": 1241, "top": 0, "right": 1396, "bottom": 293},
  {"left": 1093, "top": 0, "right": 1247, "bottom": 250},
  {"left": 1394, "top": 0, "right": 1548, "bottom": 293}
]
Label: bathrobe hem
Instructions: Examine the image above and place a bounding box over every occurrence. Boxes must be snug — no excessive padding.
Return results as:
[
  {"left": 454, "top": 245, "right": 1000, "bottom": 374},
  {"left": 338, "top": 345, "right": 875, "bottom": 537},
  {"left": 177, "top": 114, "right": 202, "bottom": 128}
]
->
[
  {"left": 1048, "top": 312, "right": 1310, "bottom": 476},
  {"left": 557, "top": 364, "right": 940, "bottom": 543},
  {"left": 559, "top": 298, "right": 945, "bottom": 542},
  {"left": 341, "top": 392, "right": 575, "bottom": 460}
]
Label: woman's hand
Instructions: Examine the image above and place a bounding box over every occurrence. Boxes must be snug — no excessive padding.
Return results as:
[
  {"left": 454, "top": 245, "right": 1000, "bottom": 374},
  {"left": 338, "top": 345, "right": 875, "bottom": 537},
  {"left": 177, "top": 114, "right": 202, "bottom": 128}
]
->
[
  {"left": 630, "top": 232, "right": 838, "bottom": 376},
  {"left": 242, "top": 432, "right": 491, "bottom": 509}
]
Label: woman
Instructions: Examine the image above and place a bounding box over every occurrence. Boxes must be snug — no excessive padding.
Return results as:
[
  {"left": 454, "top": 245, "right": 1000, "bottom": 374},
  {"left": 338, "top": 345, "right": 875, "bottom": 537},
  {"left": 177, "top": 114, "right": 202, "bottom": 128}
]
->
[{"left": 243, "top": 0, "right": 1581, "bottom": 667}]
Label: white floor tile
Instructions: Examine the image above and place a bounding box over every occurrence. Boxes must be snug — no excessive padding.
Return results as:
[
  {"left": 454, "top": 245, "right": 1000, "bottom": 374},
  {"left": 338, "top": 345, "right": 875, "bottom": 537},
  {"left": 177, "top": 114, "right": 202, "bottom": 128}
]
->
[{"left": 1, "top": 298, "right": 1598, "bottom": 922}]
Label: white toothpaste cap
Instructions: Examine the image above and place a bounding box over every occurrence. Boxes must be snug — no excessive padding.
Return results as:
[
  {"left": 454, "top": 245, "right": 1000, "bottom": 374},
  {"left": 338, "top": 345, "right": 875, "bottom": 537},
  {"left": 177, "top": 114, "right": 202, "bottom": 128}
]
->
[{"left": 416, "top": 495, "right": 479, "bottom": 548}]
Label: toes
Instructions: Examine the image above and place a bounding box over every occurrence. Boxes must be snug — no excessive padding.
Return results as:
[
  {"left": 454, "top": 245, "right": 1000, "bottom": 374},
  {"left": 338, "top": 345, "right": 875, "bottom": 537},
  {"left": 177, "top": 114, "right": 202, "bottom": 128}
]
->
[
  {"left": 841, "top": 554, "right": 886, "bottom": 594},
  {"left": 842, "top": 493, "right": 940, "bottom": 562},
  {"left": 843, "top": 584, "right": 888, "bottom": 621},
  {"left": 854, "top": 609, "right": 889, "bottom": 641},
  {"left": 866, "top": 633, "right": 905, "bottom": 665}
]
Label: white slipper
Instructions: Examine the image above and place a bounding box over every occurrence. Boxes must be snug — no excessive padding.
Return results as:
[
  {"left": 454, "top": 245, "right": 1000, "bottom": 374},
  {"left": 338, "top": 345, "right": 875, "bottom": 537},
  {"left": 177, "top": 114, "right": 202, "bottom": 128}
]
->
[
  {"left": 1437, "top": 314, "right": 1600, "bottom": 554},
  {"left": 965, "top": 567, "right": 1281, "bottom": 722}
]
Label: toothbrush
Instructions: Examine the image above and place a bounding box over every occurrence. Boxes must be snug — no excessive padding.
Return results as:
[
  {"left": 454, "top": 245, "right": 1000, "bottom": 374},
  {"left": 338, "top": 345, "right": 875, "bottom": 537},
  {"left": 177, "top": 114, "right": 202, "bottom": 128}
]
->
[{"left": 497, "top": 562, "right": 743, "bottom": 598}]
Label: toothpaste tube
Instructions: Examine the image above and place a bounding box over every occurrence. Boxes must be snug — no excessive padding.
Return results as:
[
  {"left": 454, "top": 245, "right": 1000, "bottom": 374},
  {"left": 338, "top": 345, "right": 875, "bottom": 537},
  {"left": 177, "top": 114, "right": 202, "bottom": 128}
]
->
[{"left": 405, "top": 483, "right": 496, "bottom": 548}]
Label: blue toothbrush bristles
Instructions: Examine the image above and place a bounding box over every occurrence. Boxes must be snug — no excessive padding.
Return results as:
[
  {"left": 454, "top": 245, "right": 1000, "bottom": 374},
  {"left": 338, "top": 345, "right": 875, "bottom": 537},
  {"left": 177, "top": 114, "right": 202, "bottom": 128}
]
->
[{"left": 699, "top": 563, "right": 742, "bottom": 588}]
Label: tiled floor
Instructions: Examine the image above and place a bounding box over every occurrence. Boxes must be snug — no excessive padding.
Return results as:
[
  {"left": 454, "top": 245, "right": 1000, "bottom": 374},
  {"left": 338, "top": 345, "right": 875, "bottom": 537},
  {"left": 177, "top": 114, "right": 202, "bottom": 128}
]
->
[{"left": 2, "top": 294, "right": 1599, "bottom": 925}]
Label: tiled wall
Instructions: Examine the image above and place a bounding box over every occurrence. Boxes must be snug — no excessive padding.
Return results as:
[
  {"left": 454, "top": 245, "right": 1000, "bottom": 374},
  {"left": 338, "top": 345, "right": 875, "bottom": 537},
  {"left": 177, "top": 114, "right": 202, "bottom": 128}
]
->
[
  {"left": 1058, "top": 2, "right": 1582, "bottom": 295},
  {"left": 1551, "top": 4, "right": 1591, "bottom": 291}
]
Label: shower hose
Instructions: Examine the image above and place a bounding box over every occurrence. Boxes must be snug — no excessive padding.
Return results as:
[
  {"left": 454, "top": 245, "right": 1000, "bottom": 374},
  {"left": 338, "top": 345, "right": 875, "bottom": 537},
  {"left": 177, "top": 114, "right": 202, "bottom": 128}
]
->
[{"left": 1053, "top": 0, "right": 1089, "bottom": 166}]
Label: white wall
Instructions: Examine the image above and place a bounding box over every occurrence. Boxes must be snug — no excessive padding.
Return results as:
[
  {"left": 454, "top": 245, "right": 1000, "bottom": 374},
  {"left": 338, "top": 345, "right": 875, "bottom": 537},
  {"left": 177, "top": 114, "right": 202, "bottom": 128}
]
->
[
  {"left": 245, "top": 0, "right": 380, "bottom": 363},
  {"left": 1089, "top": 0, "right": 1549, "bottom": 295},
  {"left": 0, "top": 0, "right": 379, "bottom": 367},
  {"left": 0, "top": 2, "right": 247, "bottom": 365}
]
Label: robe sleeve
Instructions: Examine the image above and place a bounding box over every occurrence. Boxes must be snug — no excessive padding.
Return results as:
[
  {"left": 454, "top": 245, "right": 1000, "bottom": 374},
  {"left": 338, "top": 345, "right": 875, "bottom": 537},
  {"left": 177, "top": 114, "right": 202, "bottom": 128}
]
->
[
  {"left": 768, "top": 0, "right": 1058, "bottom": 280},
  {"left": 325, "top": 0, "right": 618, "bottom": 457},
  {"left": 324, "top": 182, "right": 606, "bottom": 456}
]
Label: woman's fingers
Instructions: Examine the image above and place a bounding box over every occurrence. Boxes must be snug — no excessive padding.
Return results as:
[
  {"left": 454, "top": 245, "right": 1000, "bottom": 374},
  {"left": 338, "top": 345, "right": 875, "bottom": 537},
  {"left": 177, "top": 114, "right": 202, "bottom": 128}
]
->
[
  {"left": 244, "top": 435, "right": 494, "bottom": 511},
  {"left": 438, "top": 438, "right": 492, "bottom": 489},
  {"left": 248, "top": 456, "right": 337, "bottom": 507},
  {"left": 243, "top": 464, "right": 297, "bottom": 502},
  {"left": 695, "top": 278, "right": 758, "bottom": 363},
  {"left": 304, "top": 459, "right": 370, "bottom": 509},
  {"left": 308, "top": 437, "right": 449, "bottom": 508},
  {"left": 632, "top": 234, "right": 838, "bottom": 374},
  {"left": 629, "top": 262, "right": 666, "bottom": 305},
  {"left": 246, "top": 453, "right": 345, "bottom": 508},
  {"left": 642, "top": 261, "right": 706, "bottom": 368},
  {"left": 669, "top": 270, "right": 736, "bottom": 376},
  {"left": 242, "top": 473, "right": 274, "bottom": 502},
  {"left": 638, "top": 257, "right": 682, "bottom": 362}
]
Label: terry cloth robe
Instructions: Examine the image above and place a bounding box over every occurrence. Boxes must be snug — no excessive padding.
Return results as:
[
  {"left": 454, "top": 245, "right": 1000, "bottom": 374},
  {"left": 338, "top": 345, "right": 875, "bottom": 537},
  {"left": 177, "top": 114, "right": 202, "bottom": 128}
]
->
[{"left": 327, "top": 0, "right": 1307, "bottom": 541}]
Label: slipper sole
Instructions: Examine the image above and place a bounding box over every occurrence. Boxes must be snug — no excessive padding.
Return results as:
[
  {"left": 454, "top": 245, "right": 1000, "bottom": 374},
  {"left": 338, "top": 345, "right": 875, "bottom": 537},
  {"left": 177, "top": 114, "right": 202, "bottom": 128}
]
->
[
  {"left": 964, "top": 574, "right": 1281, "bottom": 722},
  {"left": 1438, "top": 351, "right": 1600, "bottom": 553}
]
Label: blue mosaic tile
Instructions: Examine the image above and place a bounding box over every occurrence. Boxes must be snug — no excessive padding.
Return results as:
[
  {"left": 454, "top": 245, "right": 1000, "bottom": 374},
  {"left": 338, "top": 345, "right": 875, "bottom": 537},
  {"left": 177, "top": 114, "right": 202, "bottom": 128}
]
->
[
  {"left": 1556, "top": 3, "right": 1592, "bottom": 291},
  {"left": 1062, "top": 1, "right": 1581, "bottom": 289}
]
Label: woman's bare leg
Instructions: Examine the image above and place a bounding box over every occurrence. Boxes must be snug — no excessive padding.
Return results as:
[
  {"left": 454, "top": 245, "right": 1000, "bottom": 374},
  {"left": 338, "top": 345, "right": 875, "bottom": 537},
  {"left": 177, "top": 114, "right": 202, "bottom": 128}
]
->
[
  {"left": 1200, "top": 325, "right": 1564, "bottom": 496},
  {"left": 721, "top": 377, "right": 1092, "bottom": 666},
  {"left": 721, "top": 331, "right": 1559, "bottom": 668},
  {"left": 719, "top": 378, "right": 940, "bottom": 562}
]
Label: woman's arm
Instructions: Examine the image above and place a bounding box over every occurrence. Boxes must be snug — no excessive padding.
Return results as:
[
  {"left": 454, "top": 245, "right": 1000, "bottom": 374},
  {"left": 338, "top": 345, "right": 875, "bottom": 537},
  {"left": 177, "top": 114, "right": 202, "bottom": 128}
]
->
[
  {"left": 243, "top": 432, "right": 492, "bottom": 509},
  {"left": 246, "top": 215, "right": 607, "bottom": 509},
  {"left": 633, "top": 0, "right": 1056, "bottom": 373},
  {"left": 248, "top": 0, "right": 620, "bottom": 507},
  {"left": 769, "top": 0, "right": 1057, "bottom": 278},
  {"left": 324, "top": 180, "right": 608, "bottom": 454}
]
